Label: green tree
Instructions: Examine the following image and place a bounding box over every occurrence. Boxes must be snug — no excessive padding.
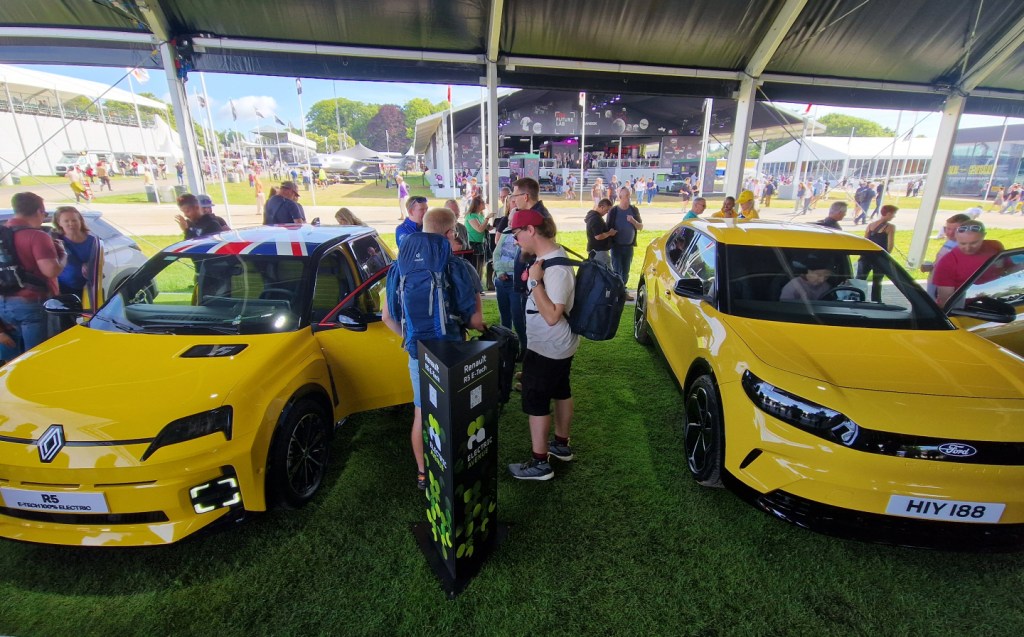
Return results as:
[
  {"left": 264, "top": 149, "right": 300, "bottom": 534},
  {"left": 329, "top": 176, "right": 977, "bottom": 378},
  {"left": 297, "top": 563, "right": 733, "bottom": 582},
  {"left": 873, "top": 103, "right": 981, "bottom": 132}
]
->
[
  {"left": 365, "top": 105, "right": 410, "bottom": 152},
  {"left": 305, "top": 98, "right": 377, "bottom": 145},
  {"left": 817, "top": 113, "right": 894, "bottom": 137},
  {"left": 403, "top": 98, "right": 448, "bottom": 144}
]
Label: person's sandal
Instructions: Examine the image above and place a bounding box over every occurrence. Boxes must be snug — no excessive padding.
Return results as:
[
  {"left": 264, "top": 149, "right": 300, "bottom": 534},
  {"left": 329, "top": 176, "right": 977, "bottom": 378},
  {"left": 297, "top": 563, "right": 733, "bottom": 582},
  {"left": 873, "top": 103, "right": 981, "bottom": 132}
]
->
[{"left": 417, "top": 471, "right": 427, "bottom": 490}]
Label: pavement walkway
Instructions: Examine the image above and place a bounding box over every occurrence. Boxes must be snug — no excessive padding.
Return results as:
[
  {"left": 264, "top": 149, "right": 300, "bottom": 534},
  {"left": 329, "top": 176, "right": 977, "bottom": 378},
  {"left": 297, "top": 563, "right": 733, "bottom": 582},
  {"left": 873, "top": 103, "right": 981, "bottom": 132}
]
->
[{"left": 3, "top": 179, "right": 1023, "bottom": 238}]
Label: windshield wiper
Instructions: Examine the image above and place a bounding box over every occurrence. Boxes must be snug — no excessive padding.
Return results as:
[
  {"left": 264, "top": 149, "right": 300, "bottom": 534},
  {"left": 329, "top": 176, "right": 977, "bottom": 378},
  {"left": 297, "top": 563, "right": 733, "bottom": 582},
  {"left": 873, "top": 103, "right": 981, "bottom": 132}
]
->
[
  {"left": 90, "top": 314, "right": 141, "bottom": 333},
  {"left": 137, "top": 323, "right": 241, "bottom": 335}
]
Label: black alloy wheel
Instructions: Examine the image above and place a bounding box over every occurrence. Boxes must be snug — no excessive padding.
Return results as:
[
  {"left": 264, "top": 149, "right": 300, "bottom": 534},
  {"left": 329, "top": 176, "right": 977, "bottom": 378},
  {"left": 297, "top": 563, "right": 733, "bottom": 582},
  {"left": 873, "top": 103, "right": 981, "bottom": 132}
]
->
[
  {"left": 633, "top": 281, "right": 652, "bottom": 345},
  {"left": 268, "top": 398, "right": 331, "bottom": 509},
  {"left": 683, "top": 375, "right": 724, "bottom": 487}
]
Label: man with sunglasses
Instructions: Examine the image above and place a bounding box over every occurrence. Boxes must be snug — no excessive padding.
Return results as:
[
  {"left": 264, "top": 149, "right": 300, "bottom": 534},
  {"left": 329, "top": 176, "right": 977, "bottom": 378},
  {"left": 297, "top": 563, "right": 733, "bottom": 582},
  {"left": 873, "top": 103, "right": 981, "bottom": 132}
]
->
[
  {"left": 396, "top": 195, "right": 429, "bottom": 248},
  {"left": 263, "top": 180, "right": 305, "bottom": 225},
  {"left": 932, "top": 220, "right": 1004, "bottom": 305}
]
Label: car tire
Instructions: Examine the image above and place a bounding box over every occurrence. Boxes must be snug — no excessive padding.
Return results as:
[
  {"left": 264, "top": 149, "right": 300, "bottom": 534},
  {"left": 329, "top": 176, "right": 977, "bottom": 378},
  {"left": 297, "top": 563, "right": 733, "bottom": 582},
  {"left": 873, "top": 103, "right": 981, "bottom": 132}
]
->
[
  {"left": 634, "top": 281, "right": 652, "bottom": 345},
  {"left": 683, "top": 375, "right": 724, "bottom": 487},
  {"left": 267, "top": 397, "right": 331, "bottom": 509}
]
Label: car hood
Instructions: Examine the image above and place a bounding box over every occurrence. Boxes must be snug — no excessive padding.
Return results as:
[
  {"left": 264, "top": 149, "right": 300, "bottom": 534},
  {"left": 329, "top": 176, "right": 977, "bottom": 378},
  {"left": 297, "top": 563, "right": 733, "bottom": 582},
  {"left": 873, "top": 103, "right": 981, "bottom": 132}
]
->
[
  {"left": 725, "top": 317, "right": 1024, "bottom": 399},
  {"left": 0, "top": 326, "right": 301, "bottom": 441}
]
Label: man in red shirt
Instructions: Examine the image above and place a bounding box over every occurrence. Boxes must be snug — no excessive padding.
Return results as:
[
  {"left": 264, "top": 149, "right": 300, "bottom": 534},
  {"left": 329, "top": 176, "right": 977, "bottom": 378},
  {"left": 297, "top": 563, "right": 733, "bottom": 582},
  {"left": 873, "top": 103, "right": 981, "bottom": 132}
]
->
[
  {"left": 1, "top": 192, "right": 66, "bottom": 360},
  {"left": 932, "top": 221, "right": 1004, "bottom": 306}
]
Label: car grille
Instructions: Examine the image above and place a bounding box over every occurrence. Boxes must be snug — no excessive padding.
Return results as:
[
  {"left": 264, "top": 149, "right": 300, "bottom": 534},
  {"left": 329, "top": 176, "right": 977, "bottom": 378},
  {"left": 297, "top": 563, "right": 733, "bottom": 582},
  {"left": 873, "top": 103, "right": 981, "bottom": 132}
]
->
[{"left": 0, "top": 507, "right": 168, "bottom": 526}]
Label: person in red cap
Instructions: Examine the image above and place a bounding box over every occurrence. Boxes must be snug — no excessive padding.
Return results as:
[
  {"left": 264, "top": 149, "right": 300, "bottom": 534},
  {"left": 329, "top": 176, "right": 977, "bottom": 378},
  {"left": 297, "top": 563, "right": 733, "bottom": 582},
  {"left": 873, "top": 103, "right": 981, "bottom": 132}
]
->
[{"left": 503, "top": 178, "right": 579, "bottom": 481}]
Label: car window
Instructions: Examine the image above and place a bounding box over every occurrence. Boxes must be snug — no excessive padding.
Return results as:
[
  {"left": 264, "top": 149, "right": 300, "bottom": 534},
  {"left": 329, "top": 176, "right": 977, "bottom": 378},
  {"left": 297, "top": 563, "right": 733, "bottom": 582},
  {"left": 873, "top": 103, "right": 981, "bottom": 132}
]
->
[
  {"left": 676, "top": 233, "right": 716, "bottom": 298},
  {"left": 84, "top": 217, "right": 120, "bottom": 242},
  {"left": 666, "top": 226, "right": 695, "bottom": 268},
  {"left": 89, "top": 254, "right": 306, "bottom": 335},
  {"left": 953, "top": 251, "right": 1024, "bottom": 308},
  {"left": 350, "top": 235, "right": 391, "bottom": 280},
  {"left": 723, "top": 245, "right": 950, "bottom": 330},
  {"left": 311, "top": 250, "right": 357, "bottom": 322}
]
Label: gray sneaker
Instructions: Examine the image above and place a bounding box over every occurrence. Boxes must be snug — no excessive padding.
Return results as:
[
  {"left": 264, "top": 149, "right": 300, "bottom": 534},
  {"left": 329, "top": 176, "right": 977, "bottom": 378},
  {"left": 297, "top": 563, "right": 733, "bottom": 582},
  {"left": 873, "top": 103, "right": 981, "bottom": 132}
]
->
[
  {"left": 548, "top": 440, "right": 574, "bottom": 462},
  {"left": 508, "top": 458, "right": 554, "bottom": 481}
]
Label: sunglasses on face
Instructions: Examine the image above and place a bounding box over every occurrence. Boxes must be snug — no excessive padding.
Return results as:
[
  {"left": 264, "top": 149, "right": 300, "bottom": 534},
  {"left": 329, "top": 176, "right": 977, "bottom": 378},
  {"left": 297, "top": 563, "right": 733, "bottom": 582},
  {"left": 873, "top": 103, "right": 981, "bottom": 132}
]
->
[
  {"left": 409, "top": 196, "right": 428, "bottom": 204},
  {"left": 957, "top": 224, "right": 984, "bottom": 233}
]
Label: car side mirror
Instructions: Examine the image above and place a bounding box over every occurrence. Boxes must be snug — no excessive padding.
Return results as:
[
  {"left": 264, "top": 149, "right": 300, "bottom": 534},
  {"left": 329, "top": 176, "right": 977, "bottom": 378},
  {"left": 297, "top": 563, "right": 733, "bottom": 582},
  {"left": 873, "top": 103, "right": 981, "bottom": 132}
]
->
[
  {"left": 674, "top": 278, "right": 705, "bottom": 299},
  {"left": 947, "top": 296, "right": 1016, "bottom": 324},
  {"left": 43, "top": 294, "right": 83, "bottom": 315},
  {"left": 335, "top": 306, "right": 368, "bottom": 332}
]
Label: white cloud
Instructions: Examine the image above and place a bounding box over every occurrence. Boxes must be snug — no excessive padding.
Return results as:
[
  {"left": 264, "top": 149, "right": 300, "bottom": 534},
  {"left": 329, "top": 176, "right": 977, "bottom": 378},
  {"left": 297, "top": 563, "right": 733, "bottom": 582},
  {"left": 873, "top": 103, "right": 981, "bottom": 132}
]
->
[{"left": 217, "top": 95, "right": 279, "bottom": 122}]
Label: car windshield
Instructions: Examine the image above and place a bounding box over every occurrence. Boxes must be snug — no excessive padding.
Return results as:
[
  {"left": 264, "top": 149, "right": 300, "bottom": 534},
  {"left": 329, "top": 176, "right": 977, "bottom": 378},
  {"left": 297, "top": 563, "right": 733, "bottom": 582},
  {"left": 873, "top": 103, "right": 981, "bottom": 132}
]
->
[
  {"left": 89, "top": 253, "right": 308, "bottom": 335},
  {"left": 723, "top": 245, "right": 950, "bottom": 330}
]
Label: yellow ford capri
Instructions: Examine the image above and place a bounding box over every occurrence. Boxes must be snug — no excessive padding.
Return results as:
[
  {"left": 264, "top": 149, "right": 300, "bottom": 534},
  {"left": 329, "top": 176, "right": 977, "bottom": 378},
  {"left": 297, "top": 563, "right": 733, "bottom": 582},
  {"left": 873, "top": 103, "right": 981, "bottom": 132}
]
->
[
  {"left": 635, "top": 219, "right": 1024, "bottom": 549},
  {"left": 0, "top": 225, "right": 410, "bottom": 546}
]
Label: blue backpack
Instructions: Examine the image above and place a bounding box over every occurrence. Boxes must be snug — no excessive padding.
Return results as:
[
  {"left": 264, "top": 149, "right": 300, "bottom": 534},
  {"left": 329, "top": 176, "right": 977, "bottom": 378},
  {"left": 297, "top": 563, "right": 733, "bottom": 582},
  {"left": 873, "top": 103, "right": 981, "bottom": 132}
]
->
[{"left": 386, "top": 232, "right": 479, "bottom": 358}]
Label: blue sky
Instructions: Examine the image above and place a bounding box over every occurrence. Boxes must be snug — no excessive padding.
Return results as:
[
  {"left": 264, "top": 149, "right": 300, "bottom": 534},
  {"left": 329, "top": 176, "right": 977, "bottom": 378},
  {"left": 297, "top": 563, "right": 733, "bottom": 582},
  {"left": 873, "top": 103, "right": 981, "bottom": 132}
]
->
[{"left": 24, "top": 64, "right": 1019, "bottom": 138}]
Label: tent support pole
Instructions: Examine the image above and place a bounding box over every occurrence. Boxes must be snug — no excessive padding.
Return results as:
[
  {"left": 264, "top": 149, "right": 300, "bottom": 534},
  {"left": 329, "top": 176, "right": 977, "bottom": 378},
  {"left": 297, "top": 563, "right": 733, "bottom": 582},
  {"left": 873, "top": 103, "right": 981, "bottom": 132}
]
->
[{"left": 907, "top": 93, "right": 965, "bottom": 269}]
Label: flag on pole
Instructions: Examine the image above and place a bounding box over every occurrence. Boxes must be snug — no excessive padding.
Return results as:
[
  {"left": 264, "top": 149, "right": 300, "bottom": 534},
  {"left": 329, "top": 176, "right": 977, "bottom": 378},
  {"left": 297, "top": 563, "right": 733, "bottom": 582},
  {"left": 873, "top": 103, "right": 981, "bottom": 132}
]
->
[
  {"left": 803, "top": 103, "right": 813, "bottom": 115},
  {"left": 255, "top": 107, "right": 265, "bottom": 118},
  {"left": 275, "top": 115, "right": 286, "bottom": 127},
  {"left": 579, "top": 91, "right": 586, "bottom": 107},
  {"left": 296, "top": 78, "right": 303, "bottom": 95},
  {"left": 126, "top": 67, "right": 149, "bottom": 83},
  {"left": 447, "top": 85, "right": 452, "bottom": 103},
  {"left": 230, "top": 100, "right": 237, "bottom": 121},
  {"left": 197, "top": 94, "right": 207, "bottom": 108}
]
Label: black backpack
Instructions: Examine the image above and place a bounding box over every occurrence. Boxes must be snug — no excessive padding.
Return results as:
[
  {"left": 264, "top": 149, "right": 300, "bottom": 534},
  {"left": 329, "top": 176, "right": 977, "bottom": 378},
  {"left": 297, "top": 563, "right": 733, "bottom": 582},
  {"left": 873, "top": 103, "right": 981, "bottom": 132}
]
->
[
  {"left": 475, "top": 324, "right": 520, "bottom": 405},
  {"left": 542, "top": 246, "right": 627, "bottom": 341},
  {"left": 0, "top": 226, "right": 47, "bottom": 295}
]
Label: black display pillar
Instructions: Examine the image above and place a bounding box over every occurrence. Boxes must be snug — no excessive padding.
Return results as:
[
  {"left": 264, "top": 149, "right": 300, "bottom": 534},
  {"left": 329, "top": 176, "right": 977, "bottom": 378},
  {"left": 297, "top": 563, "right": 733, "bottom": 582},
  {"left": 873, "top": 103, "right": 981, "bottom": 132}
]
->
[{"left": 411, "top": 339, "right": 502, "bottom": 598}]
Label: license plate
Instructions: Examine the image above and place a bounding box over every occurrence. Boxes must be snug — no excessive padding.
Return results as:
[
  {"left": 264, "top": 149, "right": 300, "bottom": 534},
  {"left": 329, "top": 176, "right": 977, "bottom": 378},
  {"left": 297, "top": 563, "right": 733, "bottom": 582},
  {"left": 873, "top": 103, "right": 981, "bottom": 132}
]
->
[
  {"left": 885, "top": 495, "right": 1004, "bottom": 524},
  {"left": 0, "top": 487, "right": 109, "bottom": 514}
]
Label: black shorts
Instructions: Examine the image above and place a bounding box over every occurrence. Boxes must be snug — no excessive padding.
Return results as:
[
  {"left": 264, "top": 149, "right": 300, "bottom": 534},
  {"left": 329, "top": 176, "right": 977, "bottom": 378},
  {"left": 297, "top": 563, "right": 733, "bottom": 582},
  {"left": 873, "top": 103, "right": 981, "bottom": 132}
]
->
[{"left": 521, "top": 349, "right": 574, "bottom": 416}]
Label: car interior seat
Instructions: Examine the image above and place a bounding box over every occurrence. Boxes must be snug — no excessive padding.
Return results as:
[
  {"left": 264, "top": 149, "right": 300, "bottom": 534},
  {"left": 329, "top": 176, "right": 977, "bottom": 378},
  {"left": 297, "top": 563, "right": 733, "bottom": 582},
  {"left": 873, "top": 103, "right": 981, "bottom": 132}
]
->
[{"left": 311, "top": 254, "right": 353, "bottom": 322}]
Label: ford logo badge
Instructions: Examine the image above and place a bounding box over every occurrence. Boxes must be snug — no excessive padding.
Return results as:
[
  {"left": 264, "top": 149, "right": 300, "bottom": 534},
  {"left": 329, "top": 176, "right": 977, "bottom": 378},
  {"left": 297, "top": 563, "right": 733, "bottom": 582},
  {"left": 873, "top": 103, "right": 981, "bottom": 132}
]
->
[{"left": 938, "top": 442, "right": 977, "bottom": 457}]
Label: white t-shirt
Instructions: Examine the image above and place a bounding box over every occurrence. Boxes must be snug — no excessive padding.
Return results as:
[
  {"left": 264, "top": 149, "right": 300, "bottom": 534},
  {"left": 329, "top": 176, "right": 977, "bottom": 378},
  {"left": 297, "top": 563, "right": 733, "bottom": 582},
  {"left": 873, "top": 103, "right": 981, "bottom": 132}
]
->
[{"left": 526, "top": 247, "right": 579, "bottom": 360}]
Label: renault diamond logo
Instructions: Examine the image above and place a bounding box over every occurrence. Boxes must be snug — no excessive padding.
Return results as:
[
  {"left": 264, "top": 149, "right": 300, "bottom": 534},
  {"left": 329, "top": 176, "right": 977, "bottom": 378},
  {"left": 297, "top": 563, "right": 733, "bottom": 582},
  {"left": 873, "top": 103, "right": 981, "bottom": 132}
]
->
[{"left": 37, "top": 425, "right": 65, "bottom": 463}]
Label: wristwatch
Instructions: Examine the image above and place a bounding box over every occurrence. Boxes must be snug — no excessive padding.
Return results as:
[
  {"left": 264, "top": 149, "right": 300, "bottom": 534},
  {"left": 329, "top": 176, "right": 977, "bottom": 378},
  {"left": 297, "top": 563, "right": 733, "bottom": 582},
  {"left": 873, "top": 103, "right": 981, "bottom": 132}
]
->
[{"left": 527, "top": 278, "right": 542, "bottom": 291}]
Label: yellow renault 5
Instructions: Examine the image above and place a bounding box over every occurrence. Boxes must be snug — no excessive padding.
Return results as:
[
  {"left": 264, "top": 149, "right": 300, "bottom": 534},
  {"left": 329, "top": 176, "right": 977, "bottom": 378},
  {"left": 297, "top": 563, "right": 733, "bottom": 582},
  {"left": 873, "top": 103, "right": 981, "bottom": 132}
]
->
[
  {"left": 0, "top": 225, "right": 409, "bottom": 546},
  {"left": 635, "top": 219, "right": 1024, "bottom": 549}
]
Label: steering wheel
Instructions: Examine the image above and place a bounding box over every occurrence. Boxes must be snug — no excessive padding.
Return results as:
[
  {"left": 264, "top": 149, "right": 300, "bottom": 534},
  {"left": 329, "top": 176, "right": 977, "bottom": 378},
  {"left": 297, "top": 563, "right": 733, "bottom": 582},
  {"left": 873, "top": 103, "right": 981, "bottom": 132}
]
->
[
  {"left": 259, "top": 288, "right": 294, "bottom": 302},
  {"left": 822, "top": 285, "right": 866, "bottom": 302}
]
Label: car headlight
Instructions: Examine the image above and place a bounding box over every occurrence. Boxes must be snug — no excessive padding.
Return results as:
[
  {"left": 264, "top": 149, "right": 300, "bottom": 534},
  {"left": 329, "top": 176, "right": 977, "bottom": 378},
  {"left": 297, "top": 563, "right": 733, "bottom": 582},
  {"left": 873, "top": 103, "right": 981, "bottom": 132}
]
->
[
  {"left": 741, "top": 371, "right": 859, "bottom": 446},
  {"left": 141, "top": 407, "right": 233, "bottom": 461}
]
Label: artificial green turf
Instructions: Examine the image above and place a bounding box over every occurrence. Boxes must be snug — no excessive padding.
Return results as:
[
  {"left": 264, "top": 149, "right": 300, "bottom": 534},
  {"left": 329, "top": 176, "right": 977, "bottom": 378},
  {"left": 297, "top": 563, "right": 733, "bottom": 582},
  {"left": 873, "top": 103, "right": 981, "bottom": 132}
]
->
[{"left": 1, "top": 307, "right": 1023, "bottom": 636}]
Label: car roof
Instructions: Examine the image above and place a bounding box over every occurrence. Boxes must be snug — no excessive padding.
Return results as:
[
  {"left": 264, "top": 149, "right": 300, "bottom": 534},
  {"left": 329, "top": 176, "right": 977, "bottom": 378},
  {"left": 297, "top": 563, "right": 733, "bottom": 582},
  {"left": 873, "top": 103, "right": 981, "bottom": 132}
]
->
[
  {"left": 0, "top": 208, "right": 103, "bottom": 219},
  {"left": 686, "top": 218, "right": 882, "bottom": 250},
  {"left": 162, "top": 224, "right": 378, "bottom": 257}
]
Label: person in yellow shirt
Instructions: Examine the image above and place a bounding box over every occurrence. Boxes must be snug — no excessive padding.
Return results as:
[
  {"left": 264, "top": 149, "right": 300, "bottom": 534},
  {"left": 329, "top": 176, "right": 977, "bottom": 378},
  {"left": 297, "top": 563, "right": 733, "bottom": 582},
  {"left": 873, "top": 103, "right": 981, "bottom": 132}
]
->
[
  {"left": 736, "top": 190, "right": 759, "bottom": 219},
  {"left": 711, "top": 196, "right": 738, "bottom": 218}
]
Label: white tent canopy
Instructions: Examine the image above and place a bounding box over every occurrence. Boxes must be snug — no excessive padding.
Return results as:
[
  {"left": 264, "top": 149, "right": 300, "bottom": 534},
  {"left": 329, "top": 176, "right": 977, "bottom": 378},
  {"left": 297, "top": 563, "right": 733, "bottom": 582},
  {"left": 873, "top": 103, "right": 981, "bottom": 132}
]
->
[
  {"left": 762, "top": 136, "right": 937, "bottom": 163},
  {"left": 0, "top": 64, "right": 167, "bottom": 110},
  {"left": 332, "top": 143, "right": 383, "bottom": 160}
]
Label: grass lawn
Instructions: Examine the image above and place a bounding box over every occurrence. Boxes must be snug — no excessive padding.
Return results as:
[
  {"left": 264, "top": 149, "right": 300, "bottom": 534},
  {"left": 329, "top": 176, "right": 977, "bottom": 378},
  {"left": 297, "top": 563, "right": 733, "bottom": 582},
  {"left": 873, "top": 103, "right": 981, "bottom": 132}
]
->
[{"left": 1, "top": 307, "right": 1022, "bottom": 636}]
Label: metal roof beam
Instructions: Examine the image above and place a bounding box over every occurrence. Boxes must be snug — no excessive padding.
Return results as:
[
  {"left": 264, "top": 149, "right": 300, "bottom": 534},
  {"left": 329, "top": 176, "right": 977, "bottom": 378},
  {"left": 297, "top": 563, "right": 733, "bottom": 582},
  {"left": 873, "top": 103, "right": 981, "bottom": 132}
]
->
[
  {"left": 502, "top": 56, "right": 740, "bottom": 80},
  {"left": 487, "top": 0, "right": 505, "bottom": 63},
  {"left": 959, "top": 14, "right": 1024, "bottom": 92},
  {"left": 745, "top": 0, "right": 809, "bottom": 78},
  {"left": 0, "top": 26, "right": 155, "bottom": 45},
  {"left": 760, "top": 72, "right": 946, "bottom": 95},
  {"left": 135, "top": 0, "right": 173, "bottom": 43},
  {"left": 194, "top": 36, "right": 483, "bottom": 65}
]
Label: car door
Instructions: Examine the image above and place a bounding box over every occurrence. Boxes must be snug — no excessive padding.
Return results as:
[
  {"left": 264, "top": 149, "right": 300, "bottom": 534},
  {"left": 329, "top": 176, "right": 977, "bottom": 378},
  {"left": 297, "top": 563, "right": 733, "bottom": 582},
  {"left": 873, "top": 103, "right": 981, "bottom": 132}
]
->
[
  {"left": 313, "top": 254, "right": 411, "bottom": 418},
  {"left": 946, "top": 248, "right": 1024, "bottom": 356},
  {"left": 653, "top": 228, "right": 719, "bottom": 377}
]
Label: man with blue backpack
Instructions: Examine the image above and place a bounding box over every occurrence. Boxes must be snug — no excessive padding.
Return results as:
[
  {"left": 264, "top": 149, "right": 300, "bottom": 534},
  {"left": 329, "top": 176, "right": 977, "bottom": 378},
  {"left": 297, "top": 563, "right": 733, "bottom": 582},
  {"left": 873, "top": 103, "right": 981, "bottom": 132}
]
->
[{"left": 383, "top": 206, "right": 485, "bottom": 490}]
